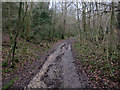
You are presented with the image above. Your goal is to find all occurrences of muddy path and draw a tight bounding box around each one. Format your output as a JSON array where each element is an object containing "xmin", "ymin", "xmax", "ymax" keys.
[{"xmin": 27, "ymin": 39, "xmax": 92, "ymax": 88}]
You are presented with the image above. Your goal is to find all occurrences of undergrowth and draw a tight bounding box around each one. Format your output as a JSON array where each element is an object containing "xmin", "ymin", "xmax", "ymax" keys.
[{"xmin": 73, "ymin": 40, "xmax": 119, "ymax": 88}]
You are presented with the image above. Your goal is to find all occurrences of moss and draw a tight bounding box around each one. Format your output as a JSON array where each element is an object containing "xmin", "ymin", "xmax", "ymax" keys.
[
  {"xmin": 116, "ymin": 76, "xmax": 120, "ymax": 82},
  {"xmin": 2, "ymin": 77, "xmax": 18, "ymax": 90},
  {"xmin": 2, "ymin": 61, "xmax": 8, "ymax": 67},
  {"xmin": 3, "ymin": 68, "xmax": 11, "ymax": 73}
]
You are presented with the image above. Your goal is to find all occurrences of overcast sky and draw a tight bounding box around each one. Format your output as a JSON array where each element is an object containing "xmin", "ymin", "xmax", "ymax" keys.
[{"xmin": 1, "ymin": 0, "xmax": 118, "ymax": 2}]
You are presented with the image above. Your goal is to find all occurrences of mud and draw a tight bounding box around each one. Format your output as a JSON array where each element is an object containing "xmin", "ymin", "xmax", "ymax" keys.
[{"xmin": 27, "ymin": 39, "xmax": 92, "ymax": 88}]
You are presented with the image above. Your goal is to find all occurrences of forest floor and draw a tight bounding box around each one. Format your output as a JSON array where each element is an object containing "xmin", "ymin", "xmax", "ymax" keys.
[
  {"xmin": 2, "ymin": 33, "xmax": 65, "ymax": 89},
  {"xmin": 72, "ymin": 40, "xmax": 120, "ymax": 88},
  {"xmin": 2, "ymin": 33, "xmax": 119, "ymax": 89},
  {"xmin": 2, "ymin": 34, "xmax": 93, "ymax": 89}
]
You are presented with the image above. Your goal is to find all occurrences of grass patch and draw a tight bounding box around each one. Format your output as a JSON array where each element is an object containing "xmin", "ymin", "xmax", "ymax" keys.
[
  {"xmin": 2, "ymin": 61, "xmax": 8, "ymax": 67},
  {"xmin": 2, "ymin": 77, "xmax": 18, "ymax": 90},
  {"xmin": 3, "ymin": 68, "xmax": 14, "ymax": 73}
]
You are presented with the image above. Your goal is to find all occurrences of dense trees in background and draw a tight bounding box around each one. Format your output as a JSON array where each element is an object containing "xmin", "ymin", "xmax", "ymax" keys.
[
  {"xmin": 74, "ymin": 2, "xmax": 120, "ymax": 80},
  {"xmin": 117, "ymin": 1, "xmax": 120, "ymax": 53},
  {"xmin": 2, "ymin": 1, "xmax": 119, "ymax": 74},
  {"xmin": 2, "ymin": 2, "xmax": 76, "ymax": 67},
  {"xmin": 2, "ymin": 1, "xmax": 120, "ymax": 88}
]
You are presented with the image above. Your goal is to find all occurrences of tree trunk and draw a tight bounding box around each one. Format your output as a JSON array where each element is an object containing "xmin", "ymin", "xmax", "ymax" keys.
[
  {"xmin": 76, "ymin": 2, "xmax": 81, "ymax": 41},
  {"xmin": 117, "ymin": 1, "xmax": 120, "ymax": 55},
  {"xmin": 11, "ymin": 2, "xmax": 22, "ymax": 67},
  {"xmin": 110, "ymin": 1, "xmax": 115, "ymax": 53}
]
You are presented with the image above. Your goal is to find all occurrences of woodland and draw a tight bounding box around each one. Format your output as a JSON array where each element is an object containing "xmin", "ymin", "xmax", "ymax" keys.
[{"xmin": 1, "ymin": 1, "xmax": 120, "ymax": 89}]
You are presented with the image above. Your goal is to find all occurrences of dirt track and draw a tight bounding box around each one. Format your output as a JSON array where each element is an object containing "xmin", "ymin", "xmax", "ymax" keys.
[{"xmin": 27, "ymin": 39, "xmax": 92, "ymax": 88}]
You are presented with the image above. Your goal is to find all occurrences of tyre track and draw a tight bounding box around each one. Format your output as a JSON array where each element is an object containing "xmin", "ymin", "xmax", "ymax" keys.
[{"xmin": 27, "ymin": 39, "xmax": 91, "ymax": 88}]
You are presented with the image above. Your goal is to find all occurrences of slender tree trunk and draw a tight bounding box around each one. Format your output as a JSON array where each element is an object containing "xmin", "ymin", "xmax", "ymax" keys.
[
  {"xmin": 95, "ymin": 2, "xmax": 99, "ymax": 43},
  {"xmin": 92, "ymin": 2, "xmax": 95, "ymax": 42},
  {"xmin": 117, "ymin": 1, "xmax": 120, "ymax": 56},
  {"xmin": 82, "ymin": 2, "xmax": 86, "ymax": 42},
  {"xmin": 82, "ymin": 2, "xmax": 86, "ymax": 33},
  {"xmin": 52, "ymin": 1, "xmax": 56, "ymax": 39},
  {"xmin": 22, "ymin": 2, "xmax": 28, "ymax": 34},
  {"xmin": 110, "ymin": 1, "xmax": 115, "ymax": 53},
  {"xmin": 61, "ymin": 0, "xmax": 65, "ymax": 39},
  {"xmin": 11, "ymin": 2, "xmax": 22, "ymax": 67},
  {"xmin": 76, "ymin": 2, "xmax": 81, "ymax": 41}
]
